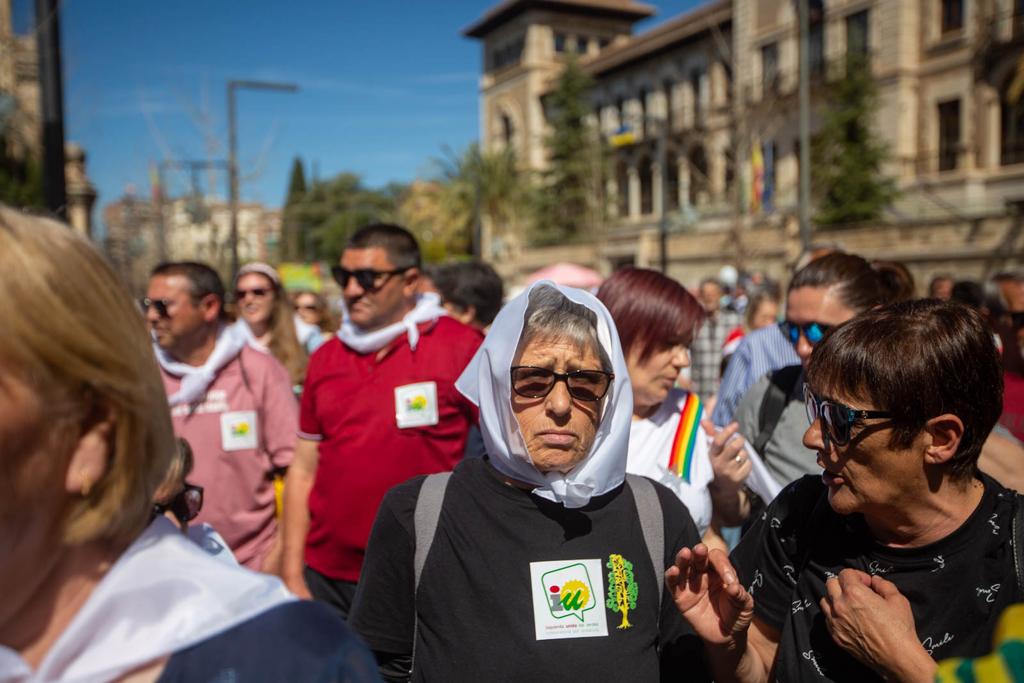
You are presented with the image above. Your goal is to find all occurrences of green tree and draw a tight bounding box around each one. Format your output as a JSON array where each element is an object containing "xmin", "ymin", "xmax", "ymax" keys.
[
  {"xmin": 811, "ymin": 54, "xmax": 898, "ymax": 225},
  {"xmin": 427, "ymin": 143, "xmax": 525, "ymax": 259},
  {"xmin": 532, "ymin": 54, "xmax": 606, "ymax": 245},
  {"xmin": 0, "ymin": 135, "xmax": 43, "ymax": 209},
  {"xmin": 290, "ymin": 172, "xmax": 399, "ymax": 262},
  {"xmin": 280, "ymin": 156, "xmax": 307, "ymax": 261}
]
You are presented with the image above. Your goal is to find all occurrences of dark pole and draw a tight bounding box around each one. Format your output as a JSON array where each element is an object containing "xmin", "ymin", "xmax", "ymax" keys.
[
  {"xmin": 658, "ymin": 117, "xmax": 669, "ymax": 274},
  {"xmin": 35, "ymin": 0, "xmax": 66, "ymax": 217},
  {"xmin": 798, "ymin": 0, "xmax": 812, "ymax": 252},
  {"xmin": 226, "ymin": 80, "xmax": 298, "ymax": 282}
]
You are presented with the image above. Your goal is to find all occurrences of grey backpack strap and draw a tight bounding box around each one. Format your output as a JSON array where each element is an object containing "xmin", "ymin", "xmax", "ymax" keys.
[
  {"xmin": 754, "ymin": 365, "xmax": 803, "ymax": 457},
  {"xmin": 411, "ymin": 471, "xmax": 451, "ymax": 678},
  {"xmin": 626, "ymin": 474, "xmax": 665, "ymax": 608},
  {"xmin": 414, "ymin": 472, "xmax": 451, "ymax": 591}
]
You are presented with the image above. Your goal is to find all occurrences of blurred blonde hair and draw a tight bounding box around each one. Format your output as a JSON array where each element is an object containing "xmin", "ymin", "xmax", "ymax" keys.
[{"xmin": 0, "ymin": 206, "xmax": 175, "ymax": 546}]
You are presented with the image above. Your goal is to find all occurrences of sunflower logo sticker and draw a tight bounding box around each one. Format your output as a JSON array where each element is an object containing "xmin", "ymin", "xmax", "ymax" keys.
[
  {"xmin": 530, "ymin": 559, "xmax": 609, "ymax": 640},
  {"xmin": 231, "ymin": 421, "xmax": 250, "ymax": 437},
  {"xmin": 406, "ymin": 395, "xmax": 428, "ymax": 411}
]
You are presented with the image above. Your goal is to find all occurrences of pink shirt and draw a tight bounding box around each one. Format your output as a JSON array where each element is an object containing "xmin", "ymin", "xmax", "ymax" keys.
[{"xmin": 161, "ymin": 346, "xmax": 297, "ymax": 569}]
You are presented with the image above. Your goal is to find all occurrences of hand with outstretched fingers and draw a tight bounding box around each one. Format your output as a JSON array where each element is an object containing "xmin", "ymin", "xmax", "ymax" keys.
[
  {"xmin": 666, "ymin": 543, "xmax": 755, "ymax": 647},
  {"xmin": 820, "ymin": 569, "xmax": 936, "ymax": 683}
]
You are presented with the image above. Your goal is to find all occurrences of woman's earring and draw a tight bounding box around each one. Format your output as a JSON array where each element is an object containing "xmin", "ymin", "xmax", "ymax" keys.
[{"xmin": 81, "ymin": 472, "xmax": 93, "ymax": 497}]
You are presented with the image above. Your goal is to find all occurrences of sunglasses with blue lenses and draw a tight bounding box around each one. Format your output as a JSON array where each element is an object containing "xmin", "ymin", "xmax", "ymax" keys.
[
  {"xmin": 779, "ymin": 320, "xmax": 831, "ymax": 346},
  {"xmin": 802, "ymin": 384, "xmax": 893, "ymax": 447}
]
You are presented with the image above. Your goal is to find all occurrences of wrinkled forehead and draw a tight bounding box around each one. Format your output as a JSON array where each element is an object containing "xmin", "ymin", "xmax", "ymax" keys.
[{"xmin": 514, "ymin": 329, "xmax": 602, "ymax": 366}]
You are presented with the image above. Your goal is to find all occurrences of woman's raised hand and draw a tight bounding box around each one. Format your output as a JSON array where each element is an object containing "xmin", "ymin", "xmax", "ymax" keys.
[{"xmin": 666, "ymin": 544, "xmax": 754, "ymax": 646}]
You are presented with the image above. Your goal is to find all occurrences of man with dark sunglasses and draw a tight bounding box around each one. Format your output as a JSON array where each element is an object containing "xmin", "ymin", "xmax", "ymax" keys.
[
  {"xmin": 147, "ymin": 261, "xmax": 298, "ymax": 574},
  {"xmin": 282, "ymin": 224, "xmax": 483, "ymax": 618}
]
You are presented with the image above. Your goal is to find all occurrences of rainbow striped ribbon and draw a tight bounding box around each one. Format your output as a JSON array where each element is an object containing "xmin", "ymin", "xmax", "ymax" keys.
[{"xmin": 667, "ymin": 393, "xmax": 703, "ymax": 483}]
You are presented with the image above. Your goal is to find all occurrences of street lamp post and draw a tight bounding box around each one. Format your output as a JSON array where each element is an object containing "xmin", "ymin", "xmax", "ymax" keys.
[{"xmin": 227, "ymin": 80, "xmax": 298, "ymax": 281}]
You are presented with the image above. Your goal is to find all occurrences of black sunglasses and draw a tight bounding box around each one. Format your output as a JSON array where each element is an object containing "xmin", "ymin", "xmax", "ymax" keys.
[
  {"xmin": 779, "ymin": 320, "xmax": 830, "ymax": 346},
  {"xmin": 510, "ymin": 365, "xmax": 614, "ymax": 402},
  {"xmin": 140, "ymin": 297, "xmax": 172, "ymax": 318},
  {"xmin": 234, "ymin": 287, "xmax": 271, "ymax": 301},
  {"xmin": 803, "ymin": 384, "xmax": 893, "ymax": 447},
  {"xmin": 331, "ymin": 266, "xmax": 410, "ymax": 293},
  {"xmin": 154, "ymin": 483, "xmax": 204, "ymax": 525}
]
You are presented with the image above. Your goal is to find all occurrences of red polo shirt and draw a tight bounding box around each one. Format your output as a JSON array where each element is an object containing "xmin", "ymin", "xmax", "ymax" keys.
[{"xmin": 299, "ymin": 316, "xmax": 482, "ymax": 581}]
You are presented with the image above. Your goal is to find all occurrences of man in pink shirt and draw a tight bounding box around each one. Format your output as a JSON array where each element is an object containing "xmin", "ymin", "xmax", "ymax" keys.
[{"xmin": 146, "ymin": 261, "xmax": 297, "ymax": 571}]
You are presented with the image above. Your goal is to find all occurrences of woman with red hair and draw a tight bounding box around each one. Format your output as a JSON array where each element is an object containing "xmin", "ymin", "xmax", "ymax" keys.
[{"xmin": 598, "ymin": 268, "xmax": 776, "ymax": 542}]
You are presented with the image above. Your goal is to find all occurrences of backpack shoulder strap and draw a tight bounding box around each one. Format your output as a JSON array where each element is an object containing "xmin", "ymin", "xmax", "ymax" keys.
[
  {"xmin": 411, "ymin": 471, "xmax": 452, "ymax": 678},
  {"xmin": 413, "ymin": 472, "xmax": 452, "ymax": 591},
  {"xmin": 754, "ymin": 365, "xmax": 803, "ymax": 457},
  {"xmin": 625, "ymin": 474, "xmax": 665, "ymax": 609}
]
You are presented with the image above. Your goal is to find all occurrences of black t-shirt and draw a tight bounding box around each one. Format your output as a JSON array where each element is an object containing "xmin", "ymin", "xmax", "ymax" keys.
[
  {"xmin": 158, "ymin": 601, "xmax": 379, "ymax": 682},
  {"xmin": 349, "ymin": 457, "xmax": 707, "ymax": 682},
  {"xmin": 730, "ymin": 474, "xmax": 1020, "ymax": 682}
]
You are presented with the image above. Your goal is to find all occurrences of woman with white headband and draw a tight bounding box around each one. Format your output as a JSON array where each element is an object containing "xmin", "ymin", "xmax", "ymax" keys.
[{"xmin": 349, "ymin": 282, "xmax": 708, "ymax": 681}]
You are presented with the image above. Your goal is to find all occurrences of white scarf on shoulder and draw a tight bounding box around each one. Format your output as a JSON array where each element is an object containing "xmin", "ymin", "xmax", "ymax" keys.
[
  {"xmin": 0, "ymin": 517, "xmax": 293, "ymax": 683},
  {"xmin": 153, "ymin": 324, "xmax": 249, "ymax": 406},
  {"xmin": 336, "ymin": 292, "xmax": 447, "ymax": 354}
]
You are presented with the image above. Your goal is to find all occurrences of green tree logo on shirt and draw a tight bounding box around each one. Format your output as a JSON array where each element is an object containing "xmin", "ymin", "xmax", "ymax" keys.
[{"xmin": 606, "ymin": 554, "xmax": 637, "ymax": 629}]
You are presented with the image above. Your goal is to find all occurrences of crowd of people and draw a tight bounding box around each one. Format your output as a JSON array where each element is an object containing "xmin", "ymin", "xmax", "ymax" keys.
[{"xmin": 2, "ymin": 201, "xmax": 1024, "ymax": 682}]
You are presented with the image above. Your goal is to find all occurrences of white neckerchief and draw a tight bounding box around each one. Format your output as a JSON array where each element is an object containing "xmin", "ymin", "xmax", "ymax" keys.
[
  {"xmin": 0, "ymin": 517, "xmax": 292, "ymax": 683},
  {"xmin": 456, "ymin": 281, "xmax": 634, "ymax": 508},
  {"xmin": 153, "ymin": 324, "xmax": 249, "ymax": 406},
  {"xmin": 336, "ymin": 292, "xmax": 447, "ymax": 354}
]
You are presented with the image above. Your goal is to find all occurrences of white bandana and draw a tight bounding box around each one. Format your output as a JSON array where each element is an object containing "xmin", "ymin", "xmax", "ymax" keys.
[
  {"xmin": 456, "ymin": 281, "xmax": 634, "ymax": 508},
  {"xmin": 0, "ymin": 517, "xmax": 292, "ymax": 683},
  {"xmin": 336, "ymin": 292, "xmax": 447, "ymax": 354},
  {"xmin": 153, "ymin": 324, "xmax": 249, "ymax": 406}
]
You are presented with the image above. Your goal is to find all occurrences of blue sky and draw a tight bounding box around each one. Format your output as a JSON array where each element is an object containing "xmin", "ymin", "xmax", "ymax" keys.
[{"xmin": 14, "ymin": 0, "xmax": 702, "ymax": 232}]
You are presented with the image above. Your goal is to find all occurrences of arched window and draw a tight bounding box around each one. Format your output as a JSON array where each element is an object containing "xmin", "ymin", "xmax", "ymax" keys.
[
  {"xmin": 688, "ymin": 146, "xmax": 708, "ymax": 206},
  {"xmin": 639, "ymin": 156, "xmax": 654, "ymax": 215},
  {"xmin": 1002, "ymin": 81, "xmax": 1024, "ymax": 166},
  {"xmin": 665, "ymin": 151, "xmax": 679, "ymax": 211},
  {"xmin": 501, "ymin": 114, "xmax": 515, "ymax": 148},
  {"xmin": 616, "ymin": 160, "xmax": 629, "ymax": 217}
]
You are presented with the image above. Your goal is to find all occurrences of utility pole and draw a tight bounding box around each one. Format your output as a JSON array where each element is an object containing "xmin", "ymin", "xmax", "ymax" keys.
[
  {"xmin": 657, "ymin": 117, "xmax": 669, "ymax": 274},
  {"xmin": 227, "ymin": 80, "xmax": 298, "ymax": 281},
  {"xmin": 797, "ymin": 0, "xmax": 812, "ymax": 251},
  {"xmin": 35, "ymin": 0, "xmax": 66, "ymax": 217}
]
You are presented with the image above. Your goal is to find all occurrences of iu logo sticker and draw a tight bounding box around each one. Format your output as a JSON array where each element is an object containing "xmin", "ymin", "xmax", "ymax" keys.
[{"xmin": 529, "ymin": 560, "xmax": 608, "ymax": 640}]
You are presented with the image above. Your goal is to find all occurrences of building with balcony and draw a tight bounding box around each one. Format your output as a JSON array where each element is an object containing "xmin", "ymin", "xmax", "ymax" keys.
[{"xmin": 465, "ymin": 0, "xmax": 1024, "ymax": 287}]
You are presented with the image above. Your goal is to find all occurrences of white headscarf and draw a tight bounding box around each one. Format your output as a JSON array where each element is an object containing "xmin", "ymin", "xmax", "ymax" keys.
[
  {"xmin": 0, "ymin": 517, "xmax": 292, "ymax": 683},
  {"xmin": 336, "ymin": 292, "xmax": 447, "ymax": 354},
  {"xmin": 153, "ymin": 324, "xmax": 250, "ymax": 406},
  {"xmin": 456, "ymin": 281, "xmax": 633, "ymax": 508}
]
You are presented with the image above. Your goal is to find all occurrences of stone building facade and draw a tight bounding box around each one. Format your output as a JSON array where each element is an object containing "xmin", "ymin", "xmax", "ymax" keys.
[
  {"xmin": 1, "ymin": 0, "xmax": 96, "ymax": 235},
  {"xmin": 104, "ymin": 193, "xmax": 281, "ymax": 295},
  {"xmin": 465, "ymin": 0, "xmax": 1024, "ymax": 289}
]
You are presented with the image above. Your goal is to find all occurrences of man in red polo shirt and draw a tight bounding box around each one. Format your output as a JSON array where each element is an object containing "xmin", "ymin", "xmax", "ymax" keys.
[{"xmin": 281, "ymin": 224, "xmax": 482, "ymax": 616}]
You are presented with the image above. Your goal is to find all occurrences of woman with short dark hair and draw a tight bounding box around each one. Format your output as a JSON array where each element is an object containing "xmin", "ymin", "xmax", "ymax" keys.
[{"xmin": 668, "ymin": 299, "xmax": 1018, "ymax": 683}]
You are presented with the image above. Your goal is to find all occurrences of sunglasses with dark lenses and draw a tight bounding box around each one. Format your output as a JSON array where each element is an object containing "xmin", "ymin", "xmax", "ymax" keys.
[
  {"xmin": 779, "ymin": 320, "xmax": 831, "ymax": 346},
  {"xmin": 510, "ymin": 366, "xmax": 614, "ymax": 402},
  {"xmin": 234, "ymin": 287, "xmax": 271, "ymax": 301},
  {"xmin": 803, "ymin": 384, "xmax": 893, "ymax": 447},
  {"xmin": 140, "ymin": 297, "xmax": 172, "ymax": 318},
  {"xmin": 330, "ymin": 266, "xmax": 410, "ymax": 292},
  {"xmin": 154, "ymin": 483, "xmax": 204, "ymax": 525}
]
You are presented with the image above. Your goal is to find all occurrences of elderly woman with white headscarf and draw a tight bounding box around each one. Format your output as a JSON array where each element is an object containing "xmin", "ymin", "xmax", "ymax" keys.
[{"xmin": 349, "ymin": 283, "xmax": 708, "ymax": 682}]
